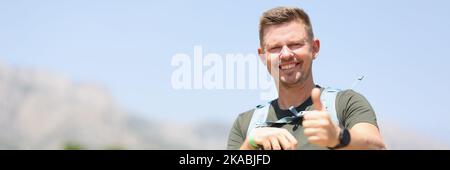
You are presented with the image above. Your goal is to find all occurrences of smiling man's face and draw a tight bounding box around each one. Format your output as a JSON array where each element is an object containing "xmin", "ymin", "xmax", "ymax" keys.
[{"xmin": 261, "ymin": 20, "xmax": 320, "ymax": 87}]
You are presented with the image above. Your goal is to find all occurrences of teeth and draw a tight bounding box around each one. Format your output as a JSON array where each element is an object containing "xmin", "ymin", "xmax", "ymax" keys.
[{"xmin": 281, "ymin": 63, "xmax": 296, "ymax": 70}]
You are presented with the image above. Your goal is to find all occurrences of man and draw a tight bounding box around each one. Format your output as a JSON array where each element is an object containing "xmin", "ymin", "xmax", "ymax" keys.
[{"xmin": 227, "ymin": 6, "xmax": 386, "ymax": 150}]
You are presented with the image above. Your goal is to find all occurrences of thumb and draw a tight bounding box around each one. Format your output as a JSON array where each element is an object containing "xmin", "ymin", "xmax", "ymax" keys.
[{"xmin": 311, "ymin": 88, "xmax": 324, "ymax": 111}]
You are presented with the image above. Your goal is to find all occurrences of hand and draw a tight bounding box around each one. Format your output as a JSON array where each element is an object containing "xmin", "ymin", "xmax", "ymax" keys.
[
  {"xmin": 246, "ymin": 127, "xmax": 298, "ymax": 150},
  {"xmin": 302, "ymin": 88, "xmax": 340, "ymax": 148}
]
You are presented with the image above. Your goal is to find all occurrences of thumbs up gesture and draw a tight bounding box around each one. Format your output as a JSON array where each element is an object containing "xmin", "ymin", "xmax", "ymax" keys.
[{"xmin": 302, "ymin": 88, "xmax": 341, "ymax": 148}]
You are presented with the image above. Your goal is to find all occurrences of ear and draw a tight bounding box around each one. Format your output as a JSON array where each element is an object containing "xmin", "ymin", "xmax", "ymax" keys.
[
  {"xmin": 258, "ymin": 47, "xmax": 272, "ymax": 73},
  {"xmin": 258, "ymin": 47, "xmax": 266, "ymax": 64},
  {"xmin": 312, "ymin": 38, "xmax": 320, "ymax": 60}
]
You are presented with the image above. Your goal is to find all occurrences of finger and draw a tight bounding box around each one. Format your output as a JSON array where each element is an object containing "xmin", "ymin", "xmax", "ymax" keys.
[
  {"xmin": 303, "ymin": 119, "xmax": 320, "ymax": 128},
  {"xmin": 311, "ymin": 88, "xmax": 324, "ymax": 111},
  {"xmin": 280, "ymin": 129, "xmax": 298, "ymax": 148},
  {"xmin": 307, "ymin": 135, "xmax": 321, "ymax": 144},
  {"xmin": 262, "ymin": 139, "xmax": 272, "ymax": 150},
  {"xmin": 303, "ymin": 110, "xmax": 330, "ymax": 121},
  {"xmin": 269, "ymin": 136, "xmax": 281, "ymax": 150},
  {"xmin": 303, "ymin": 127, "xmax": 321, "ymax": 136},
  {"xmin": 302, "ymin": 111, "xmax": 326, "ymax": 120},
  {"xmin": 303, "ymin": 119, "xmax": 329, "ymax": 128},
  {"xmin": 277, "ymin": 134, "xmax": 294, "ymax": 150}
]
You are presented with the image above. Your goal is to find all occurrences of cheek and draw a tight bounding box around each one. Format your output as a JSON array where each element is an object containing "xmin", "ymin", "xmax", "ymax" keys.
[
  {"xmin": 264, "ymin": 53, "xmax": 280, "ymax": 73},
  {"xmin": 295, "ymin": 50, "xmax": 314, "ymax": 62},
  {"xmin": 295, "ymin": 48, "xmax": 311, "ymax": 57},
  {"xmin": 267, "ymin": 53, "xmax": 280, "ymax": 65},
  {"xmin": 295, "ymin": 53, "xmax": 313, "ymax": 71}
]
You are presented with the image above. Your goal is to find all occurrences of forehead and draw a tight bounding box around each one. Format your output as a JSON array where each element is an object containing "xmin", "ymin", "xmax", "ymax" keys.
[{"xmin": 263, "ymin": 21, "xmax": 308, "ymax": 47}]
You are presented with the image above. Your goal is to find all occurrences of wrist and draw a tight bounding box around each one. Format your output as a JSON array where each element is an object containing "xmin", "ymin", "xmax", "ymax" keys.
[
  {"xmin": 328, "ymin": 128, "xmax": 351, "ymax": 150},
  {"xmin": 330, "ymin": 126, "xmax": 341, "ymax": 147},
  {"xmin": 248, "ymin": 134, "xmax": 260, "ymax": 150}
]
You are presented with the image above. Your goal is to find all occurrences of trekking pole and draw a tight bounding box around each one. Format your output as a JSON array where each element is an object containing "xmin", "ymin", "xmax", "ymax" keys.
[{"xmin": 350, "ymin": 75, "xmax": 364, "ymax": 90}]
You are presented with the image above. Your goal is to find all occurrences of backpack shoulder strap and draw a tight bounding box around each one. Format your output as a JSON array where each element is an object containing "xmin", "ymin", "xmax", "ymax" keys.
[
  {"xmin": 246, "ymin": 103, "xmax": 270, "ymax": 137},
  {"xmin": 320, "ymin": 87, "xmax": 342, "ymax": 127},
  {"xmin": 246, "ymin": 87, "xmax": 344, "ymax": 138}
]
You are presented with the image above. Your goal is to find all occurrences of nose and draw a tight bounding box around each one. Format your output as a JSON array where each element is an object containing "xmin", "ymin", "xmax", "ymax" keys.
[{"xmin": 279, "ymin": 45, "xmax": 294, "ymax": 60}]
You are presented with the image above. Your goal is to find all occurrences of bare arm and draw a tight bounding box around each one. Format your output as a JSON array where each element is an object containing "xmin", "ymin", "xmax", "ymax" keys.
[
  {"xmin": 338, "ymin": 122, "xmax": 386, "ymax": 150},
  {"xmin": 240, "ymin": 127, "xmax": 298, "ymax": 150},
  {"xmin": 303, "ymin": 88, "xmax": 386, "ymax": 150}
]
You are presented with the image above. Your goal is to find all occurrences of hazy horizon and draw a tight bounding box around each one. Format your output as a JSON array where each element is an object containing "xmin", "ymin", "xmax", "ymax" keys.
[{"xmin": 1, "ymin": 0, "xmax": 450, "ymax": 149}]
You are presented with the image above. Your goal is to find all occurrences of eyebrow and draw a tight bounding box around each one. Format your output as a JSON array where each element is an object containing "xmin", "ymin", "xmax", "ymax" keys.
[{"xmin": 266, "ymin": 38, "xmax": 306, "ymax": 48}]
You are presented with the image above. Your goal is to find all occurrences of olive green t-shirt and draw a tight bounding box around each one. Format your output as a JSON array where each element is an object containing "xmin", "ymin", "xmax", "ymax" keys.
[{"xmin": 226, "ymin": 88, "xmax": 378, "ymax": 150}]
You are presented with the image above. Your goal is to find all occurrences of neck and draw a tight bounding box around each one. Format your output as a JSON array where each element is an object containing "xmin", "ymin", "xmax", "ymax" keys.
[{"xmin": 277, "ymin": 75, "xmax": 315, "ymax": 110}]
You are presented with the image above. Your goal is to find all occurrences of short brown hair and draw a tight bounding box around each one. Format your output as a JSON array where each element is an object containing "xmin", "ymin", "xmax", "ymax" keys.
[{"xmin": 259, "ymin": 7, "xmax": 314, "ymax": 48}]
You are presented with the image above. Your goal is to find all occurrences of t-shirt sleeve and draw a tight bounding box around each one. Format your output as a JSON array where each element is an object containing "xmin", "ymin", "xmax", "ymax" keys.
[
  {"xmin": 338, "ymin": 90, "xmax": 378, "ymax": 129},
  {"xmin": 226, "ymin": 110, "xmax": 253, "ymax": 150}
]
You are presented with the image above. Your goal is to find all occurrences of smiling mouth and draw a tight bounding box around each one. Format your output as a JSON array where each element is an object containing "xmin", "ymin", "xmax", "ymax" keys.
[{"xmin": 279, "ymin": 62, "xmax": 301, "ymax": 71}]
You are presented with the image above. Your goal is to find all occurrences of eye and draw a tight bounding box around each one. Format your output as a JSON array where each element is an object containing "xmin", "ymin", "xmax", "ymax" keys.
[
  {"xmin": 268, "ymin": 46, "xmax": 282, "ymax": 53},
  {"xmin": 289, "ymin": 43, "xmax": 304, "ymax": 50}
]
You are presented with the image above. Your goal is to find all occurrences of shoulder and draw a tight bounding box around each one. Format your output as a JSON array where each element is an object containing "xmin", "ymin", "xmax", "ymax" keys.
[
  {"xmin": 337, "ymin": 89, "xmax": 372, "ymax": 106},
  {"xmin": 227, "ymin": 108, "xmax": 256, "ymax": 149},
  {"xmin": 338, "ymin": 89, "xmax": 363, "ymax": 97},
  {"xmin": 230, "ymin": 108, "xmax": 254, "ymax": 134},
  {"xmin": 231, "ymin": 102, "xmax": 272, "ymax": 136},
  {"xmin": 235, "ymin": 108, "xmax": 255, "ymax": 125},
  {"xmin": 235, "ymin": 102, "xmax": 272, "ymax": 123},
  {"xmin": 336, "ymin": 89, "xmax": 378, "ymax": 128}
]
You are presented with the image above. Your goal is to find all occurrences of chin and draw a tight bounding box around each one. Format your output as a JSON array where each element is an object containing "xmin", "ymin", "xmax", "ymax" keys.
[
  {"xmin": 280, "ymin": 77, "xmax": 301, "ymax": 85},
  {"xmin": 280, "ymin": 73, "xmax": 304, "ymax": 86}
]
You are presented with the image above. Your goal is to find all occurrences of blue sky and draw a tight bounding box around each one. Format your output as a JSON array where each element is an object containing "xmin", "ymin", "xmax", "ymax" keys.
[{"xmin": 1, "ymin": 0, "xmax": 450, "ymax": 145}]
